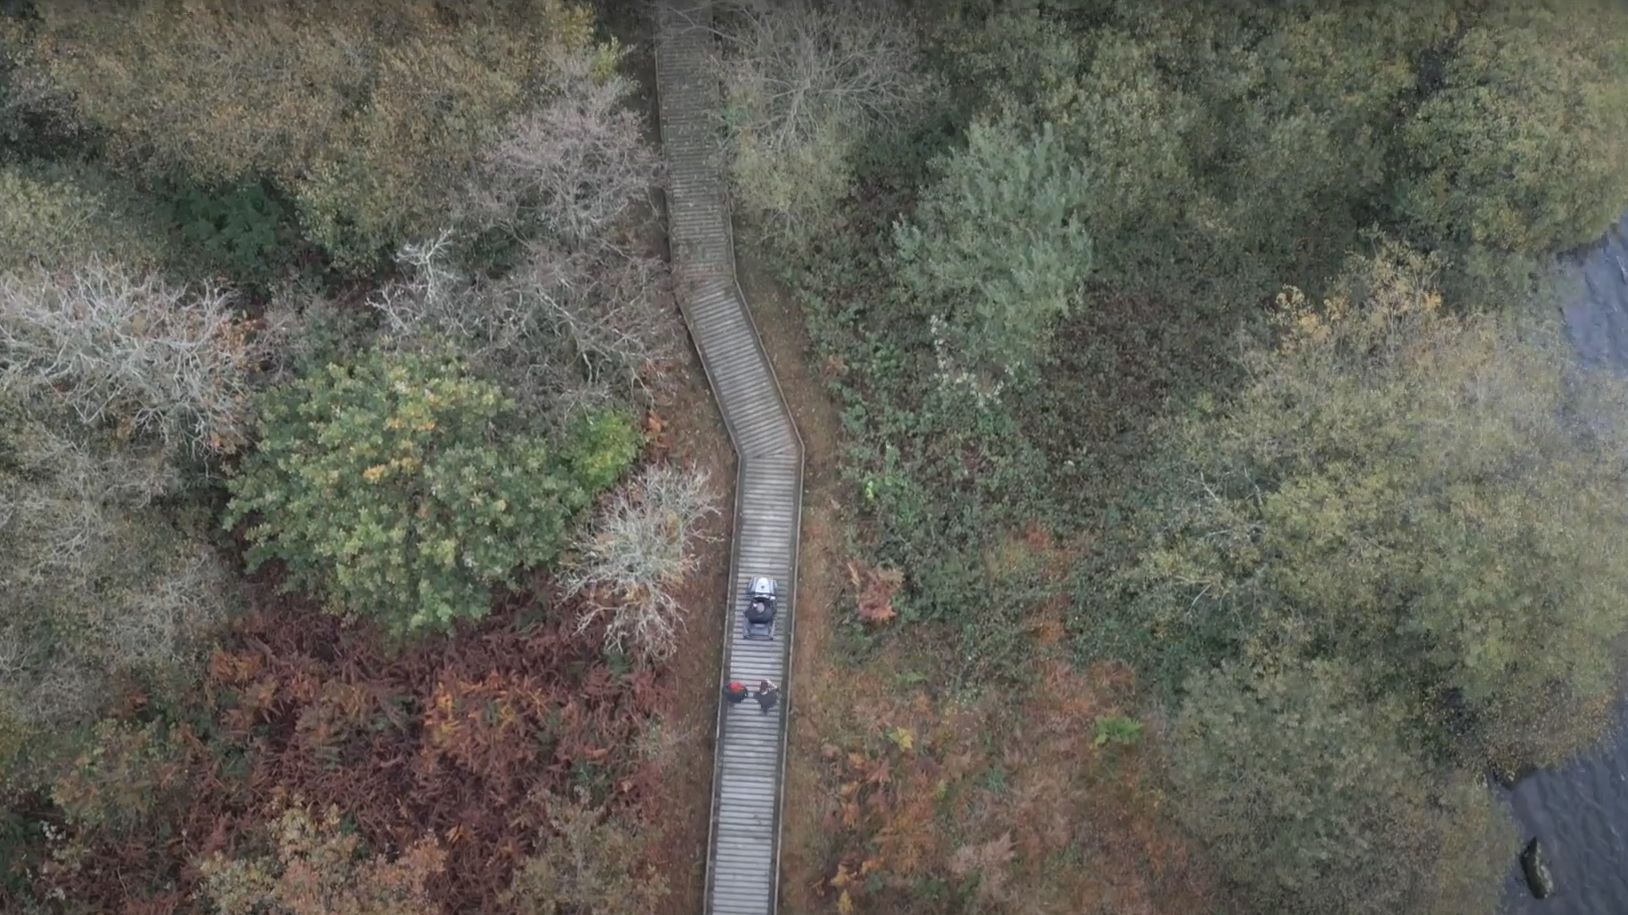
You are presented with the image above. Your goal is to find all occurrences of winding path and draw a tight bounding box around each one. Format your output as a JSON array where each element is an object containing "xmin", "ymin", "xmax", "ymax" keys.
[{"xmin": 654, "ymin": 4, "xmax": 804, "ymax": 914}]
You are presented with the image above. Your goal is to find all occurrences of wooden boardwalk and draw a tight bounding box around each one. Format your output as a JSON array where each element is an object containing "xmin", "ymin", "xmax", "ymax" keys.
[{"xmin": 654, "ymin": 4, "xmax": 804, "ymax": 914}]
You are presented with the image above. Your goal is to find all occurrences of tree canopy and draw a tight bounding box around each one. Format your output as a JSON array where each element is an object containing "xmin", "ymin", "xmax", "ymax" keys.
[
  {"xmin": 1397, "ymin": 5, "xmax": 1628, "ymax": 256},
  {"xmin": 1111, "ymin": 246, "xmax": 1628, "ymax": 770},
  {"xmin": 0, "ymin": 397, "xmax": 230, "ymax": 782},
  {"xmin": 935, "ymin": 0, "xmax": 1628, "ymax": 314},
  {"xmin": 1170, "ymin": 661, "xmax": 1512, "ymax": 915},
  {"xmin": 0, "ymin": 164, "xmax": 168, "ymax": 273},
  {"xmin": 7, "ymin": 0, "xmax": 608, "ymax": 270}
]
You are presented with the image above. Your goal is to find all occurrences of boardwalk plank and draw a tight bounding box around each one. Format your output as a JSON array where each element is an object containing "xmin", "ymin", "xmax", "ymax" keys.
[{"xmin": 658, "ymin": 4, "xmax": 805, "ymax": 914}]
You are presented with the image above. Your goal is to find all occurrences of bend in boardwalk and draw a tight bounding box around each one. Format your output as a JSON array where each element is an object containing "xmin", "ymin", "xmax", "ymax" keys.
[{"xmin": 654, "ymin": 3, "xmax": 805, "ymax": 914}]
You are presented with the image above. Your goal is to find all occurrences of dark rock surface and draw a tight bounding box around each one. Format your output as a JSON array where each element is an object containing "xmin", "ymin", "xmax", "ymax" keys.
[{"xmin": 1521, "ymin": 837, "xmax": 1554, "ymax": 900}]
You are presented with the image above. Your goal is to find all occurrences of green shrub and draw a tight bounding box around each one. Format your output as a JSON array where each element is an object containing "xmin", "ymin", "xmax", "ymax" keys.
[
  {"xmin": 50, "ymin": 719, "xmax": 185, "ymax": 834},
  {"xmin": 1091, "ymin": 715, "xmax": 1141, "ymax": 748},
  {"xmin": 504, "ymin": 791, "xmax": 667, "ymax": 915},
  {"xmin": 198, "ymin": 804, "xmax": 444, "ymax": 915},
  {"xmin": 558, "ymin": 410, "xmax": 642, "ymax": 493},
  {"xmin": 894, "ymin": 118, "xmax": 1091, "ymax": 373},
  {"xmin": 0, "ymin": 164, "xmax": 168, "ymax": 272},
  {"xmin": 167, "ymin": 180, "xmax": 295, "ymax": 285},
  {"xmin": 1171, "ymin": 662, "xmax": 1512, "ymax": 915},
  {"xmin": 226, "ymin": 350, "xmax": 637, "ymax": 634}
]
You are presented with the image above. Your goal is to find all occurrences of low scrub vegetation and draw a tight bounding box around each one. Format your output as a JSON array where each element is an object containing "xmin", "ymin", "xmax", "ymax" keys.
[
  {"xmin": 22, "ymin": 602, "xmax": 674, "ymax": 912},
  {"xmin": 724, "ymin": 0, "xmax": 1628, "ymax": 912},
  {"xmin": 797, "ymin": 660, "xmax": 1217, "ymax": 914}
]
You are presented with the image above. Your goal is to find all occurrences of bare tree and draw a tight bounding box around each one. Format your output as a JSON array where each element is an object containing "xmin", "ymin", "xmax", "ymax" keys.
[
  {"xmin": 503, "ymin": 240, "xmax": 678, "ymax": 400},
  {"xmin": 375, "ymin": 43, "xmax": 676, "ymax": 420},
  {"xmin": 466, "ymin": 58, "xmax": 663, "ymax": 248},
  {"xmin": 565, "ymin": 463, "xmax": 720, "ymax": 661},
  {"xmin": 370, "ymin": 232, "xmax": 503, "ymax": 344},
  {"xmin": 370, "ymin": 233, "xmax": 678, "ymax": 421},
  {"xmin": 710, "ymin": 0, "xmax": 930, "ymax": 248},
  {"xmin": 0, "ymin": 262, "xmax": 266, "ymax": 454},
  {"xmin": 0, "ymin": 414, "xmax": 230, "ymax": 760}
]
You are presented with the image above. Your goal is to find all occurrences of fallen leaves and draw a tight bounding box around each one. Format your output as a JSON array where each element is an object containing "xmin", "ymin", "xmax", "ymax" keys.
[{"xmin": 948, "ymin": 831, "xmax": 1016, "ymax": 906}]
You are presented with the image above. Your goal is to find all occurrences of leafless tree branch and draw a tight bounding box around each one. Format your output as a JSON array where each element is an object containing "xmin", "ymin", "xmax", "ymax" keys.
[
  {"xmin": 0, "ymin": 262, "xmax": 265, "ymax": 454},
  {"xmin": 564, "ymin": 463, "xmax": 721, "ymax": 661}
]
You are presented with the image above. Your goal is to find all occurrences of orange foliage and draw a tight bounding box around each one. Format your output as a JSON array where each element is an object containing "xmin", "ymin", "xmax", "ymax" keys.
[
  {"xmin": 846, "ymin": 559, "xmax": 903, "ymax": 625},
  {"xmin": 25, "ymin": 584, "xmax": 669, "ymax": 914},
  {"xmin": 809, "ymin": 661, "xmax": 1218, "ymax": 915},
  {"xmin": 644, "ymin": 408, "xmax": 672, "ymax": 457}
]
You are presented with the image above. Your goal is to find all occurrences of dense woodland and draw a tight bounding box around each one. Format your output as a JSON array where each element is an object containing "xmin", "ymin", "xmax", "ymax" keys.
[
  {"xmin": 1, "ymin": 2, "xmax": 700, "ymax": 912},
  {"xmin": 2, "ymin": 0, "xmax": 1628, "ymax": 913},
  {"xmin": 715, "ymin": 1, "xmax": 1628, "ymax": 914}
]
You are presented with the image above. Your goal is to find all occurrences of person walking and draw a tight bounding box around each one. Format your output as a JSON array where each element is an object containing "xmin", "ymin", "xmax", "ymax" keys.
[
  {"xmin": 756, "ymin": 679, "xmax": 779, "ymax": 715},
  {"xmin": 723, "ymin": 680, "xmax": 749, "ymax": 705}
]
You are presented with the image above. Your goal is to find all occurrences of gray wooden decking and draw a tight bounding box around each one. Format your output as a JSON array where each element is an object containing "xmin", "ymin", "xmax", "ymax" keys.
[{"xmin": 654, "ymin": 4, "xmax": 804, "ymax": 914}]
